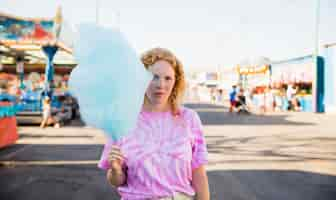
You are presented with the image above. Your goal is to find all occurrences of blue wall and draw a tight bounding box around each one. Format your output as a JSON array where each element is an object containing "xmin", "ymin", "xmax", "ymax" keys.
[
  {"xmin": 324, "ymin": 46, "xmax": 336, "ymax": 112},
  {"xmin": 316, "ymin": 56, "xmax": 325, "ymax": 112}
]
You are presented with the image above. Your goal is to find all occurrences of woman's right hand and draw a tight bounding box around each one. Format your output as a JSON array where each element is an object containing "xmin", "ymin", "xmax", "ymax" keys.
[
  {"xmin": 108, "ymin": 145, "xmax": 125, "ymax": 172},
  {"xmin": 107, "ymin": 145, "xmax": 127, "ymax": 186}
]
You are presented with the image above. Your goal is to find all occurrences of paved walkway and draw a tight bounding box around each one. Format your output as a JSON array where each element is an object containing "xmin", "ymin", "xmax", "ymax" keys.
[{"xmin": 0, "ymin": 103, "xmax": 335, "ymax": 200}]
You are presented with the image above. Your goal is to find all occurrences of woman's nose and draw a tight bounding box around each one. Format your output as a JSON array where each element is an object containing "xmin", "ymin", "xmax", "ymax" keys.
[{"xmin": 155, "ymin": 78, "xmax": 164, "ymax": 88}]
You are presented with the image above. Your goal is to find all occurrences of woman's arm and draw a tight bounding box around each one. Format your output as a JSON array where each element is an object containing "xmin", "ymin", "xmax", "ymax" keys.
[{"xmin": 192, "ymin": 165, "xmax": 210, "ymax": 200}]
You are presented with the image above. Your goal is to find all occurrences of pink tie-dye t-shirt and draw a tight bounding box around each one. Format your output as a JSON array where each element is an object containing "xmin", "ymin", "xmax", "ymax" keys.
[{"xmin": 98, "ymin": 107, "xmax": 208, "ymax": 200}]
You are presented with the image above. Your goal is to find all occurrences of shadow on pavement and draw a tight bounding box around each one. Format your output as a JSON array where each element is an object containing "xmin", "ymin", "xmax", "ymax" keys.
[
  {"xmin": 1, "ymin": 164, "xmax": 335, "ymax": 200},
  {"xmin": 1, "ymin": 103, "xmax": 332, "ymax": 199},
  {"xmin": 0, "ymin": 144, "xmax": 103, "ymax": 161},
  {"xmin": 184, "ymin": 103, "xmax": 316, "ymax": 126},
  {"xmin": 68, "ymin": 118, "xmax": 86, "ymax": 127},
  {"xmin": 19, "ymin": 134, "xmax": 94, "ymax": 139},
  {"xmin": 0, "ymin": 164, "xmax": 120, "ymax": 200},
  {"xmin": 1, "ymin": 143, "xmax": 335, "ymax": 200},
  {"xmin": 18, "ymin": 118, "xmax": 86, "ymax": 127},
  {"xmin": 0, "ymin": 143, "xmax": 120, "ymax": 200},
  {"xmin": 208, "ymin": 170, "xmax": 336, "ymax": 200}
]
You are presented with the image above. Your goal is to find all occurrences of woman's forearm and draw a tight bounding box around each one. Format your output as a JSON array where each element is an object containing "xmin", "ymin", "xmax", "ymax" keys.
[
  {"xmin": 107, "ymin": 168, "xmax": 126, "ymax": 187},
  {"xmin": 192, "ymin": 166, "xmax": 210, "ymax": 200}
]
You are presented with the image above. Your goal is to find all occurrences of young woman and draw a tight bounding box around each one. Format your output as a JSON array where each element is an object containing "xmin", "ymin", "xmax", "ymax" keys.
[{"xmin": 98, "ymin": 48, "xmax": 210, "ymax": 200}]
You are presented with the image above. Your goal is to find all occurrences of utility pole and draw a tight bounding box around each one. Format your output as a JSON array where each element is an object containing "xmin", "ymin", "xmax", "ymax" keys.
[
  {"xmin": 313, "ymin": 0, "xmax": 321, "ymax": 112},
  {"xmin": 96, "ymin": 0, "xmax": 100, "ymax": 25},
  {"xmin": 314, "ymin": 0, "xmax": 320, "ymax": 57}
]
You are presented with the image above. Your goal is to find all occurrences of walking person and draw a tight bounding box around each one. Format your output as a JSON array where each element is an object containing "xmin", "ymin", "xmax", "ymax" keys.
[
  {"xmin": 229, "ymin": 85, "xmax": 237, "ymax": 112},
  {"xmin": 40, "ymin": 96, "xmax": 52, "ymax": 128}
]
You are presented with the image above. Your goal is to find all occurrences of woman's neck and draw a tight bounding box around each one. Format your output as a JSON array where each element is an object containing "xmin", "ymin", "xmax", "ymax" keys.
[{"xmin": 143, "ymin": 102, "xmax": 171, "ymax": 112}]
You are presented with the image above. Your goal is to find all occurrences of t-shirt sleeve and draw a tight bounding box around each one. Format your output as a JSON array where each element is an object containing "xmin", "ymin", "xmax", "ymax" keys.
[{"xmin": 189, "ymin": 110, "xmax": 208, "ymax": 170}]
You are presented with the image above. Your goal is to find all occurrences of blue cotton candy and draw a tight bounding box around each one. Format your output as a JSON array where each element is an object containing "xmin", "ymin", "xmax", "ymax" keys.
[{"xmin": 69, "ymin": 24, "xmax": 151, "ymax": 141}]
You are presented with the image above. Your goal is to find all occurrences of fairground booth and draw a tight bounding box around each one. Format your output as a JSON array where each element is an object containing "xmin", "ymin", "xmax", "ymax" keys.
[
  {"xmin": 270, "ymin": 55, "xmax": 324, "ymax": 113},
  {"xmin": 0, "ymin": 8, "xmax": 76, "ymax": 148},
  {"xmin": 236, "ymin": 55, "xmax": 325, "ymax": 113},
  {"xmin": 237, "ymin": 64, "xmax": 270, "ymax": 90},
  {"xmin": 236, "ymin": 64, "xmax": 271, "ymax": 111}
]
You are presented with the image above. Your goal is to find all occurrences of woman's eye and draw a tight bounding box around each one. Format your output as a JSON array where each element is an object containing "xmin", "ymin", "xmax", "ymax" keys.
[
  {"xmin": 153, "ymin": 75, "xmax": 160, "ymax": 80},
  {"xmin": 165, "ymin": 76, "xmax": 172, "ymax": 81}
]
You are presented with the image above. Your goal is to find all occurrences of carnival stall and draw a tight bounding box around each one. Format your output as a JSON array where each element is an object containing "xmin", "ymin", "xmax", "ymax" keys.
[
  {"xmin": 270, "ymin": 55, "xmax": 324, "ymax": 112},
  {"xmin": 0, "ymin": 8, "xmax": 76, "ymax": 125},
  {"xmin": 236, "ymin": 64, "xmax": 271, "ymax": 111}
]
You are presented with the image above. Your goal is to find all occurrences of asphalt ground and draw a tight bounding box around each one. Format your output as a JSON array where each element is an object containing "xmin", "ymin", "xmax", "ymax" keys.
[{"xmin": 1, "ymin": 103, "xmax": 335, "ymax": 200}]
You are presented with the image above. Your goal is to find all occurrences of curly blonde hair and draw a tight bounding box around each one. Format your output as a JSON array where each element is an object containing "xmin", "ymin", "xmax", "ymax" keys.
[{"xmin": 141, "ymin": 47, "xmax": 186, "ymax": 115}]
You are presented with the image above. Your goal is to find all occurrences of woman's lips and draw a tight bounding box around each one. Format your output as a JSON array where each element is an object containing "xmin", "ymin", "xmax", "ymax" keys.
[{"xmin": 154, "ymin": 92, "xmax": 164, "ymax": 97}]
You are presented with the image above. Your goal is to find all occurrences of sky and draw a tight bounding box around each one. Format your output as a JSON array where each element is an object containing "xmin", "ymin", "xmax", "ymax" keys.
[{"xmin": 1, "ymin": 0, "xmax": 336, "ymax": 72}]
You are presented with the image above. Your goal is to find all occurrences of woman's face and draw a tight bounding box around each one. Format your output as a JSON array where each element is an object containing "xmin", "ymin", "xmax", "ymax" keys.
[{"xmin": 146, "ymin": 60, "xmax": 176, "ymax": 108}]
